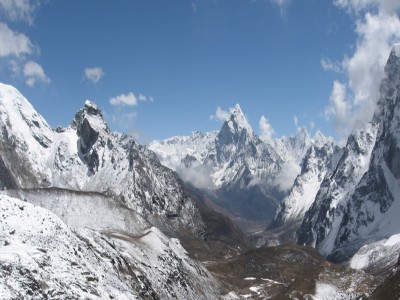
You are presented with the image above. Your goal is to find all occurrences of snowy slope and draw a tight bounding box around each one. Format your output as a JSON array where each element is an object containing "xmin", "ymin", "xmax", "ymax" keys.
[
  {"xmin": 0, "ymin": 84, "xmax": 53, "ymax": 188},
  {"xmin": 0, "ymin": 85, "xmax": 205, "ymax": 238},
  {"xmin": 0, "ymin": 193, "xmax": 220, "ymax": 299},
  {"xmin": 297, "ymin": 44, "xmax": 400, "ymax": 261},
  {"xmin": 272, "ymin": 132, "xmax": 342, "ymax": 227},
  {"xmin": 297, "ymin": 123, "xmax": 378, "ymax": 255},
  {"xmin": 274, "ymin": 127, "xmax": 312, "ymax": 163}
]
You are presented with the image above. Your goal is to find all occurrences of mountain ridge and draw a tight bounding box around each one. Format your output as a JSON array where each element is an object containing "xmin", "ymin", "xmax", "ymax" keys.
[{"xmin": 0, "ymin": 83, "xmax": 205, "ymax": 239}]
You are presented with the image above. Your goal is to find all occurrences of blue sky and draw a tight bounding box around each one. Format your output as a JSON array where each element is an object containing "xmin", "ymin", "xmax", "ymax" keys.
[{"xmin": 1, "ymin": 0, "xmax": 400, "ymax": 143}]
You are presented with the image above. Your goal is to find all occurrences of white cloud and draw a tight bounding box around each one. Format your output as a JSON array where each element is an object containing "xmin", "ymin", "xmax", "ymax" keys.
[
  {"xmin": 191, "ymin": 2, "xmax": 197, "ymax": 12},
  {"xmin": 325, "ymin": 80, "xmax": 350, "ymax": 136},
  {"xmin": 271, "ymin": 0, "xmax": 290, "ymax": 5},
  {"xmin": 109, "ymin": 92, "xmax": 138, "ymax": 106},
  {"xmin": 334, "ymin": 0, "xmax": 400, "ymax": 14},
  {"xmin": 321, "ymin": 58, "xmax": 343, "ymax": 73},
  {"xmin": 84, "ymin": 67, "xmax": 104, "ymax": 84},
  {"xmin": 325, "ymin": 1, "xmax": 400, "ymax": 136},
  {"xmin": 0, "ymin": 0, "xmax": 40, "ymax": 24},
  {"xmin": 270, "ymin": 0, "xmax": 290, "ymax": 15},
  {"xmin": 293, "ymin": 115, "xmax": 298, "ymax": 127},
  {"xmin": 259, "ymin": 115, "xmax": 275, "ymax": 142},
  {"xmin": 176, "ymin": 162, "xmax": 214, "ymax": 190},
  {"xmin": 0, "ymin": 22, "xmax": 33, "ymax": 57},
  {"xmin": 138, "ymin": 93, "xmax": 153, "ymax": 102},
  {"xmin": 23, "ymin": 60, "xmax": 49, "ymax": 87},
  {"xmin": 274, "ymin": 160, "xmax": 301, "ymax": 192},
  {"xmin": 210, "ymin": 106, "xmax": 230, "ymax": 122},
  {"xmin": 111, "ymin": 110, "xmax": 140, "ymax": 138}
]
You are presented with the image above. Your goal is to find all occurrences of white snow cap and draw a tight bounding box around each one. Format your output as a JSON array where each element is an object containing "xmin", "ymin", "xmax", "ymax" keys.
[{"xmin": 84, "ymin": 99, "xmax": 97, "ymax": 108}]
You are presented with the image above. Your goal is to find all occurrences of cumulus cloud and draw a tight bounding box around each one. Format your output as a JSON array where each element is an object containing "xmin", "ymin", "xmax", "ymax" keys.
[
  {"xmin": 259, "ymin": 115, "xmax": 275, "ymax": 142},
  {"xmin": 0, "ymin": 22, "xmax": 33, "ymax": 57},
  {"xmin": 210, "ymin": 106, "xmax": 231, "ymax": 122},
  {"xmin": 109, "ymin": 92, "xmax": 154, "ymax": 107},
  {"xmin": 274, "ymin": 160, "xmax": 301, "ymax": 192},
  {"xmin": 23, "ymin": 60, "xmax": 50, "ymax": 87},
  {"xmin": 0, "ymin": 0, "xmax": 40, "ymax": 24},
  {"xmin": 325, "ymin": 0, "xmax": 400, "ymax": 136},
  {"xmin": 84, "ymin": 67, "xmax": 105, "ymax": 84},
  {"xmin": 109, "ymin": 92, "xmax": 138, "ymax": 106}
]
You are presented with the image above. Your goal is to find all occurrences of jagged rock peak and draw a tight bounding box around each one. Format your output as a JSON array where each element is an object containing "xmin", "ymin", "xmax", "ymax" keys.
[
  {"xmin": 70, "ymin": 100, "xmax": 109, "ymax": 155},
  {"xmin": 374, "ymin": 43, "xmax": 400, "ymax": 124},
  {"xmin": 83, "ymin": 99, "xmax": 102, "ymax": 116},
  {"xmin": 71, "ymin": 100, "xmax": 109, "ymax": 133},
  {"xmin": 298, "ymin": 127, "xmax": 310, "ymax": 139},
  {"xmin": 313, "ymin": 130, "xmax": 333, "ymax": 147},
  {"xmin": 227, "ymin": 103, "xmax": 253, "ymax": 135},
  {"xmin": 384, "ymin": 43, "xmax": 400, "ymax": 83}
]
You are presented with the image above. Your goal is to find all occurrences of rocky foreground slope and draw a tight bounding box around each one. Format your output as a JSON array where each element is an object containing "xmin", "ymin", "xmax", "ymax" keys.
[{"xmin": 0, "ymin": 190, "xmax": 221, "ymax": 299}]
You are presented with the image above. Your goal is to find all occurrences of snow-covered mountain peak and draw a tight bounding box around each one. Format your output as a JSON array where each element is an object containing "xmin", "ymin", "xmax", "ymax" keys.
[
  {"xmin": 72, "ymin": 100, "xmax": 108, "ymax": 133},
  {"xmin": 70, "ymin": 100, "xmax": 109, "ymax": 155},
  {"xmin": 313, "ymin": 130, "xmax": 333, "ymax": 148},
  {"xmin": 274, "ymin": 128, "xmax": 312, "ymax": 163},
  {"xmin": 83, "ymin": 99, "xmax": 102, "ymax": 115},
  {"xmin": 227, "ymin": 103, "xmax": 253, "ymax": 135},
  {"xmin": 392, "ymin": 43, "xmax": 400, "ymax": 58},
  {"xmin": 386, "ymin": 43, "xmax": 400, "ymax": 78},
  {"xmin": 298, "ymin": 127, "xmax": 310, "ymax": 140}
]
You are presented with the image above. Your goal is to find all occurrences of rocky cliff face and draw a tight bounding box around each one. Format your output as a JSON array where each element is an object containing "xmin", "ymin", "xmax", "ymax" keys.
[{"xmin": 297, "ymin": 44, "xmax": 400, "ymax": 261}]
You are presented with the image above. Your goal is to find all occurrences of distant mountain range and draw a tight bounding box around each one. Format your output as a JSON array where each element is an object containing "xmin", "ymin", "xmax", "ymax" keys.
[{"xmin": 149, "ymin": 104, "xmax": 337, "ymax": 232}]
